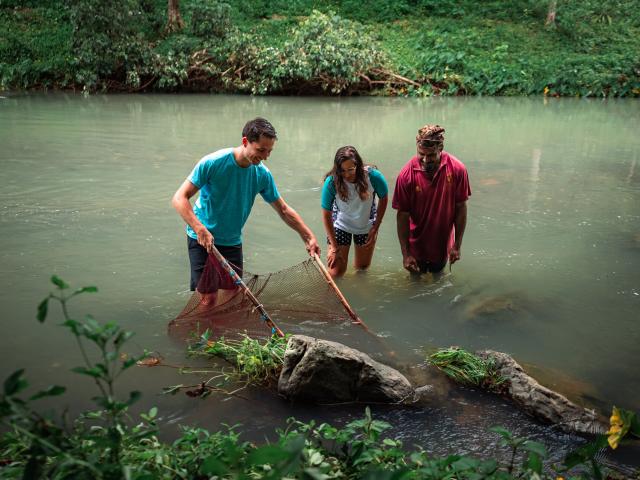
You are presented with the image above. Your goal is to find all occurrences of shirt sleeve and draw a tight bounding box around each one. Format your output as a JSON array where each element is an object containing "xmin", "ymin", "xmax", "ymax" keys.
[
  {"xmin": 368, "ymin": 169, "xmax": 388, "ymax": 198},
  {"xmin": 321, "ymin": 176, "xmax": 336, "ymax": 211},
  {"xmin": 187, "ymin": 156, "xmax": 215, "ymax": 189},
  {"xmin": 392, "ymin": 167, "xmax": 411, "ymax": 211},
  {"xmin": 259, "ymin": 168, "xmax": 280, "ymax": 203}
]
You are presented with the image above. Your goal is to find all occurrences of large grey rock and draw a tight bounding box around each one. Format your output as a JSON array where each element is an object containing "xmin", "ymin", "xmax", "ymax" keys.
[
  {"xmin": 278, "ymin": 335, "xmax": 414, "ymax": 403},
  {"xmin": 477, "ymin": 350, "xmax": 607, "ymax": 434}
]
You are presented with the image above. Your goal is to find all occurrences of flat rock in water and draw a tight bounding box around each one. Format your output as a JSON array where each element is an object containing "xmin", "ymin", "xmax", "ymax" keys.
[
  {"xmin": 463, "ymin": 292, "xmax": 524, "ymax": 321},
  {"xmin": 477, "ymin": 350, "xmax": 607, "ymax": 434},
  {"xmin": 278, "ymin": 335, "xmax": 415, "ymax": 404}
]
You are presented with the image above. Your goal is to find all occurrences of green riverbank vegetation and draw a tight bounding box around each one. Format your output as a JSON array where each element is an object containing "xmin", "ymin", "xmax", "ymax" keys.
[
  {"xmin": 1, "ymin": 0, "xmax": 639, "ymax": 96},
  {"xmin": 2, "ymin": 276, "xmax": 640, "ymax": 478}
]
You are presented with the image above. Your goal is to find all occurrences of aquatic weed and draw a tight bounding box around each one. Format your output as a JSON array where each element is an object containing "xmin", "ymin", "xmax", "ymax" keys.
[
  {"xmin": 190, "ymin": 332, "xmax": 288, "ymax": 387},
  {"xmin": 428, "ymin": 346, "xmax": 506, "ymax": 392}
]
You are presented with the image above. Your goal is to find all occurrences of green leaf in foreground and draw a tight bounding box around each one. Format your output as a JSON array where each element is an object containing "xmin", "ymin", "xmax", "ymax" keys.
[
  {"xmin": 37, "ymin": 297, "xmax": 49, "ymax": 323},
  {"xmin": 246, "ymin": 444, "xmax": 291, "ymax": 466},
  {"xmin": 4, "ymin": 369, "xmax": 28, "ymax": 396},
  {"xmin": 73, "ymin": 286, "xmax": 98, "ymax": 296},
  {"xmin": 51, "ymin": 275, "xmax": 69, "ymax": 290},
  {"xmin": 200, "ymin": 455, "xmax": 228, "ymax": 475},
  {"xmin": 30, "ymin": 385, "xmax": 66, "ymax": 401}
]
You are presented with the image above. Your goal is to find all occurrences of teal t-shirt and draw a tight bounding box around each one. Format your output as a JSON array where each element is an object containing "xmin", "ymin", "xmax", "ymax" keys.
[{"xmin": 186, "ymin": 148, "xmax": 280, "ymax": 246}]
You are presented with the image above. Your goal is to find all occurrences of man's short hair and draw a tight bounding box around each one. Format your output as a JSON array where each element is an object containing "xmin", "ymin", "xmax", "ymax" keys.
[
  {"xmin": 242, "ymin": 117, "xmax": 278, "ymax": 143},
  {"xmin": 416, "ymin": 124, "xmax": 445, "ymax": 144}
]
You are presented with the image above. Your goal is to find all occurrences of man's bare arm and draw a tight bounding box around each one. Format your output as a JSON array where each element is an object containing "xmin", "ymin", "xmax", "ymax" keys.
[
  {"xmin": 450, "ymin": 201, "xmax": 467, "ymax": 264},
  {"xmin": 171, "ymin": 179, "xmax": 214, "ymax": 251}
]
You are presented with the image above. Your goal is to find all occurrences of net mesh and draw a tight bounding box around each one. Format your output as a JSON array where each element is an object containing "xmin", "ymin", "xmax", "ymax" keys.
[{"xmin": 168, "ymin": 254, "xmax": 361, "ymax": 342}]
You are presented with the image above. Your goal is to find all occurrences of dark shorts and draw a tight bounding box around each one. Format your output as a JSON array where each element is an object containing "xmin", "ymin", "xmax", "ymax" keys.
[
  {"xmin": 187, "ymin": 237, "xmax": 243, "ymax": 291},
  {"xmin": 328, "ymin": 227, "xmax": 369, "ymax": 247},
  {"xmin": 416, "ymin": 259, "xmax": 447, "ymax": 274}
]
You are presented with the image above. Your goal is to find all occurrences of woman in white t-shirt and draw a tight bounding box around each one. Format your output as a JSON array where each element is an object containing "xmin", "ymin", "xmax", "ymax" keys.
[{"xmin": 321, "ymin": 146, "xmax": 389, "ymax": 278}]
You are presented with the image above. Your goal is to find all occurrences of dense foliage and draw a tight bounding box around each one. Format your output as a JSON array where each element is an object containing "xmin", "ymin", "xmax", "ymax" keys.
[
  {"xmin": 1, "ymin": 0, "xmax": 638, "ymax": 96},
  {"xmin": 1, "ymin": 276, "xmax": 640, "ymax": 478}
]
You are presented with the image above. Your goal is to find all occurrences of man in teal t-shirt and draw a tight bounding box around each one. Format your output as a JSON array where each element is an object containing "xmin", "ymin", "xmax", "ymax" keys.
[{"xmin": 172, "ymin": 117, "xmax": 320, "ymax": 291}]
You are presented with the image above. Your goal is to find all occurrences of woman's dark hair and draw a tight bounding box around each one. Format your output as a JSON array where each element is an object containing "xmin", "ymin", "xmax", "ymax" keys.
[
  {"xmin": 242, "ymin": 117, "xmax": 277, "ymax": 142},
  {"xmin": 325, "ymin": 146, "xmax": 369, "ymax": 202}
]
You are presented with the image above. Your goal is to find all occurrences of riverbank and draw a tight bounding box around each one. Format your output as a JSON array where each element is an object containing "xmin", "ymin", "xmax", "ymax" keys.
[{"xmin": 1, "ymin": 0, "xmax": 638, "ymax": 96}]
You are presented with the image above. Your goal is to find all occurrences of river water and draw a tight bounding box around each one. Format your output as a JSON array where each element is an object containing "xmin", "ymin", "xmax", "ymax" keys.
[{"xmin": 1, "ymin": 93, "xmax": 638, "ymax": 468}]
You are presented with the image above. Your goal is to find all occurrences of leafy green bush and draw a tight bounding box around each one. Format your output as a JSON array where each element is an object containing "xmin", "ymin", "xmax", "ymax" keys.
[
  {"xmin": 0, "ymin": 7, "xmax": 71, "ymax": 89},
  {"xmin": 189, "ymin": 10, "xmax": 389, "ymax": 94},
  {"xmin": 555, "ymin": 0, "xmax": 640, "ymax": 39},
  {"xmin": 282, "ymin": 10, "xmax": 388, "ymax": 93},
  {"xmin": 230, "ymin": 0, "xmax": 318, "ymax": 20},
  {"xmin": 188, "ymin": 0, "xmax": 233, "ymax": 38},
  {"xmin": 417, "ymin": 0, "xmax": 550, "ymax": 22},
  {"xmin": 68, "ymin": 0, "xmax": 162, "ymax": 90},
  {"xmin": 207, "ymin": 30, "xmax": 286, "ymax": 94},
  {"xmin": 545, "ymin": 53, "xmax": 640, "ymax": 97},
  {"xmin": 338, "ymin": 0, "xmax": 413, "ymax": 22}
]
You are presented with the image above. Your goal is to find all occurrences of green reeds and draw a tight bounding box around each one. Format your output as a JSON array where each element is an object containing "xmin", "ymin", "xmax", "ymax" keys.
[
  {"xmin": 428, "ymin": 347, "xmax": 506, "ymax": 392},
  {"xmin": 191, "ymin": 332, "xmax": 288, "ymax": 386}
]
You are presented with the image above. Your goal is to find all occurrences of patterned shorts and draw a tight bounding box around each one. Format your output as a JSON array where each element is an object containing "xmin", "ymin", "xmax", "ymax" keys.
[{"xmin": 329, "ymin": 227, "xmax": 369, "ymax": 246}]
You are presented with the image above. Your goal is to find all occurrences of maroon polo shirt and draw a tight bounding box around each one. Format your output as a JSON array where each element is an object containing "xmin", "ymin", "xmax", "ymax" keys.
[{"xmin": 392, "ymin": 151, "xmax": 471, "ymax": 264}]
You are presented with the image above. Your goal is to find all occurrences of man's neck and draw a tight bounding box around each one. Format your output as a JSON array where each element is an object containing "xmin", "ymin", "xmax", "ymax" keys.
[{"xmin": 233, "ymin": 145, "xmax": 251, "ymax": 168}]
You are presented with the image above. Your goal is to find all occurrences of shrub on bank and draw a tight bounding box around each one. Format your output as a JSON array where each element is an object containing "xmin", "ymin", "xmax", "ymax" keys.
[
  {"xmin": 214, "ymin": 10, "xmax": 388, "ymax": 94},
  {"xmin": 188, "ymin": 0, "xmax": 233, "ymax": 38}
]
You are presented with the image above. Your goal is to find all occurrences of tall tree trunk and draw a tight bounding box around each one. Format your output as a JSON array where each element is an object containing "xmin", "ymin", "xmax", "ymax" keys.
[
  {"xmin": 167, "ymin": 0, "xmax": 185, "ymax": 33},
  {"xmin": 545, "ymin": 0, "xmax": 557, "ymax": 26}
]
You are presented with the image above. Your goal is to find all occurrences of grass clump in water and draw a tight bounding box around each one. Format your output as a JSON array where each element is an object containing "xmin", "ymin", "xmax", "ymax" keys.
[
  {"xmin": 429, "ymin": 346, "xmax": 506, "ymax": 392},
  {"xmin": 190, "ymin": 332, "xmax": 288, "ymax": 387}
]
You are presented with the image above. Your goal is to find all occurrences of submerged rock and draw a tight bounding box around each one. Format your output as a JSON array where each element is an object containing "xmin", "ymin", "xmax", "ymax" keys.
[
  {"xmin": 278, "ymin": 335, "xmax": 415, "ymax": 404},
  {"xmin": 468, "ymin": 296, "xmax": 516, "ymax": 315},
  {"xmin": 477, "ymin": 350, "xmax": 607, "ymax": 434},
  {"xmin": 464, "ymin": 293, "xmax": 523, "ymax": 320}
]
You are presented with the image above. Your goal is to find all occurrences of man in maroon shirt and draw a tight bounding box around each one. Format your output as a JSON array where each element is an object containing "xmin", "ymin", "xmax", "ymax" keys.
[{"xmin": 392, "ymin": 124, "xmax": 471, "ymax": 274}]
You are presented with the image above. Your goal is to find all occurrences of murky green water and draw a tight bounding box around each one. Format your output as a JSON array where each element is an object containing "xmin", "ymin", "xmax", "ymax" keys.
[{"xmin": 1, "ymin": 93, "xmax": 639, "ymax": 466}]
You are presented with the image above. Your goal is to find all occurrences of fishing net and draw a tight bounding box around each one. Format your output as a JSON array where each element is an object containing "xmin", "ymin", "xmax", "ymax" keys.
[{"xmin": 168, "ymin": 254, "xmax": 364, "ymax": 342}]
